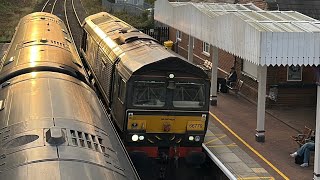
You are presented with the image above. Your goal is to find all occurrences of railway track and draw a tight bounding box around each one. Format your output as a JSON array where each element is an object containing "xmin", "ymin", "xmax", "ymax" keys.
[
  {"xmin": 72, "ymin": 0, "xmax": 88, "ymax": 23},
  {"xmin": 65, "ymin": 0, "xmax": 83, "ymax": 50},
  {"xmin": 41, "ymin": 0, "xmax": 58, "ymax": 13}
]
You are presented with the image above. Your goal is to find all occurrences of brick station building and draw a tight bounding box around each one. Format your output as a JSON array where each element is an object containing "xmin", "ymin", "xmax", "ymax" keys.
[{"xmin": 156, "ymin": 0, "xmax": 320, "ymax": 108}]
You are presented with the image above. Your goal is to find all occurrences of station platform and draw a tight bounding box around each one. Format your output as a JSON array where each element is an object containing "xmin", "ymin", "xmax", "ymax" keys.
[
  {"xmin": 204, "ymin": 122, "xmax": 273, "ymax": 179},
  {"xmin": 207, "ymin": 92, "xmax": 315, "ymax": 180}
]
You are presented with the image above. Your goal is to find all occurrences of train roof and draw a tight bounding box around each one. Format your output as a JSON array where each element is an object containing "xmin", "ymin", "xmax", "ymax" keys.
[
  {"xmin": 0, "ymin": 12, "xmax": 87, "ymax": 84},
  {"xmin": 0, "ymin": 71, "xmax": 139, "ymax": 180},
  {"xmin": 82, "ymin": 12, "xmax": 208, "ymax": 80}
]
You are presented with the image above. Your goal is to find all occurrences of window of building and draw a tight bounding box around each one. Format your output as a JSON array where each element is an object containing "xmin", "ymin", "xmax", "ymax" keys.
[
  {"xmin": 202, "ymin": 42, "xmax": 210, "ymax": 55},
  {"xmin": 177, "ymin": 30, "xmax": 182, "ymax": 41},
  {"xmin": 242, "ymin": 60, "xmax": 258, "ymax": 79},
  {"xmin": 287, "ymin": 65, "xmax": 302, "ymax": 81}
]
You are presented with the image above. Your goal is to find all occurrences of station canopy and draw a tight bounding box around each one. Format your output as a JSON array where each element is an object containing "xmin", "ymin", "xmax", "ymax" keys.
[{"xmin": 154, "ymin": 0, "xmax": 320, "ymax": 66}]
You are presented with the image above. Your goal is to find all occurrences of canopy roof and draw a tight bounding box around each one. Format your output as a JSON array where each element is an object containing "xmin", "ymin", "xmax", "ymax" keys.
[{"xmin": 154, "ymin": 0, "xmax": 320, "ymax": 66}]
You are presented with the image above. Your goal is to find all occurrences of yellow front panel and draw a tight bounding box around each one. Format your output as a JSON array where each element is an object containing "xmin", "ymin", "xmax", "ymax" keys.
[
  {"xmin": 127, "ymin": 120, "xmax": 146, "ymax": 130},
  {"xmin": 127, "ymin": 115, "xmax": 205, "ymax": 133}
]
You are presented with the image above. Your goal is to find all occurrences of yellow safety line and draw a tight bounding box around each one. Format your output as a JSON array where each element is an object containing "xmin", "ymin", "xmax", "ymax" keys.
[
  {"xmin": 238, "ymin": 176, "xmax": 275, "ymax": 180},
  {"xmin": 209, "ymin": 112, "xmax": 289, "ymax": 180},
  {"xmin": 204, "ymin": 134, "xmax": 227, "ymax": 145}
]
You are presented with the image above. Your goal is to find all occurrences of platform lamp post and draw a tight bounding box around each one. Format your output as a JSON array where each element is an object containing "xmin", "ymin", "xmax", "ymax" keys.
[
  {"xmin": 255, "ymin": 65, "xmax": 267, "ymax": 142},
  {"xmin": 210, "ymin": 46, "xmax": 218, "ymax": 106},
  {"xmin": 314, "ymin": 82, "xmax": 320, "ymax": 180},
  {"xmin": 187, "ymin": 35, "xmax": 194, "ymax": 63}
]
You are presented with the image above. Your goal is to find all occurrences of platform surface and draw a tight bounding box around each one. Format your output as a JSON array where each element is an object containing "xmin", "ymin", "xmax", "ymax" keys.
[{"xmin": 207, "ymin": 92, "xmax": 315, "ymax": 180}]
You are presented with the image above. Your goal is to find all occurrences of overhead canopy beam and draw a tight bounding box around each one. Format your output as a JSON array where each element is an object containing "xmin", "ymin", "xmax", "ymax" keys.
[{"xmin": 155, "ymin": 0, "xmax": 320, "ymax": 66}]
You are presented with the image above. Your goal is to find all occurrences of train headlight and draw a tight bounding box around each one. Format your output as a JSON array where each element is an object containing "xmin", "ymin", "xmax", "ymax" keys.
[
  {"xmin": 139, "ymin": 135, "xmax": 144, "ymax": 141},
  {"xmin": 201, "ymin": 114, "xmax": 207, "ymax": 121},
  {"xmin": 128, "ymin": 113, "xmax": 133, "ymax": 121},
  {"xmin": 169, "ymin": 73, "xmax": 174, "ymax": 79},
  {"xmin": 188, "ymin": 136, "xmax": 194, "ymax": 141},
  {"xmin": 132, "ymin": 134, "xmax": 139, "ymax": 142},
  {"xmin": 195, "ymin": 136, "xmax": 201, "ymax": 142}
]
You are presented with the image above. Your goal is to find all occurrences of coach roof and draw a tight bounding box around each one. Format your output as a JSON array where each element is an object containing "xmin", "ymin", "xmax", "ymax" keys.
[{"xmin": 83, "ymin": 12, "xmax": 208, "ymax": 80}]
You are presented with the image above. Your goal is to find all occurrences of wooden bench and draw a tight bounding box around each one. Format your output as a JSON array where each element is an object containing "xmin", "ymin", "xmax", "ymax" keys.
[
  {"xmin": 291, "ymin": 126, "xmax": 314, "ymax": 146},
  {"xmin": 226, "ymin": 79, "xmax": 243, "ymax": 95}
]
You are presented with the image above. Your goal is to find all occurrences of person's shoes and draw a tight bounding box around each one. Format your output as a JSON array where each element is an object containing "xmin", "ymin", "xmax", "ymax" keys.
[
  {"xmin": 290, "ymin": 152, "xmax": 297, "ymax": 158},
  {"xmin": 300, "ymin": 163, "xmax": 309, "ymax": 167}
]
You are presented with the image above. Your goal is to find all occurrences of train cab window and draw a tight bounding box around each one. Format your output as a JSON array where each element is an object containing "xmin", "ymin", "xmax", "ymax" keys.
[
  {"xmin": 132, "ymin": 80, "xmax": 166, "ymax": 107},
  {"xmin": 173, "ymin": 82, "xmax": 205, "ymax": 108}
]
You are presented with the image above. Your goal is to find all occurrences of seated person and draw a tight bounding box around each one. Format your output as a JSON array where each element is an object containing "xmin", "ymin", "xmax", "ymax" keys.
[
  {"xmin": 226, "ymin": 67, "xmax": 237, "ymax": 86},
  {"xmin": 290, "ymin": 142, "xmax": 315, "ymax": 167},
  {"xmin": 217, "ymin": 67, "xmax": 237, "ymax": 93}
]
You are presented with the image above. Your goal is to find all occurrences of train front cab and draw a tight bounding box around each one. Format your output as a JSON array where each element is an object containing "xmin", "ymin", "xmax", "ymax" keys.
[{"xmin": 114, "ymin": 58, "xmax": 210, "ymax": 164}]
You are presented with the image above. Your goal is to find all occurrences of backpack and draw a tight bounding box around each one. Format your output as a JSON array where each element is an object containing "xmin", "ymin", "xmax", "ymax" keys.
[{"xmin": 295, "ymin": 155, "xmax": 304, "ymax": 165}]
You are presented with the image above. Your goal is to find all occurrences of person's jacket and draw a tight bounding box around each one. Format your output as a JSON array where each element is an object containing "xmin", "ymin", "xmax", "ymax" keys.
[{"xmin": 228, "ymin": 71, "xmax": 237, "ymax": 82}]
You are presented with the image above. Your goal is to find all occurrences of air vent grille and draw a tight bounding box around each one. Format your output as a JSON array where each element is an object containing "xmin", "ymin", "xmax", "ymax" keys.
[{"xmin": 69, "ymin": 130, "xmax": 106, "ymax": 153}]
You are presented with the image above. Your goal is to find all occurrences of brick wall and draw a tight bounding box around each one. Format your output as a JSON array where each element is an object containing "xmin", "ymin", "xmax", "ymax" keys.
[
  {"xmin": 267, "ymin": 86, "xmax": 317, "ymax": 107},
  {"xmin": 266, "ymin": 66, "xmax": 318, "ymax": 107},
  {"xmin": 169, "ymin": 28, "xmax": 236, "ymax": 75}
]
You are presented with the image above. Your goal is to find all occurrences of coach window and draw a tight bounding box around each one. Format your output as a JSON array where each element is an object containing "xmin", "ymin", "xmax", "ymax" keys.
[
  {"xmin": 118, "ymin": 77, "xmax": 126, "ymax": 103},
  {"xmin": 202, "ymin": 42, "xmax": 210, "ymax": 56},
  {"xmin": 287, "ymin": 65, "xmax": 302, "ymax": 81}
]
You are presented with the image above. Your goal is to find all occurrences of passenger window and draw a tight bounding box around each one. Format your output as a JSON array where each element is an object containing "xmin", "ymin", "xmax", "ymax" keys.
[{"xmin": 117, "ymin": 77, "xmax": 126, "ymax": 103}]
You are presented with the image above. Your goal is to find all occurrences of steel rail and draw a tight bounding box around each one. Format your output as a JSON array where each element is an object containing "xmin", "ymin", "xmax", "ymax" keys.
[
  {"xmin": 41, "ymin": 0, "xmax": 50, "ymax": 12},
  {"xmin": 71, "ymin": 0, "xmax": 82, "ymax": 25},
  {"xmin": 50, "ymin": 0, "xmax": 58, "ymax": 14},
  {"xmin": 79, "ymin": 0, "xmax": 88, "ymax": 15},
  {"xmin": 64, "ymin": 0, "xmax": 81, "ymax": 59}
]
